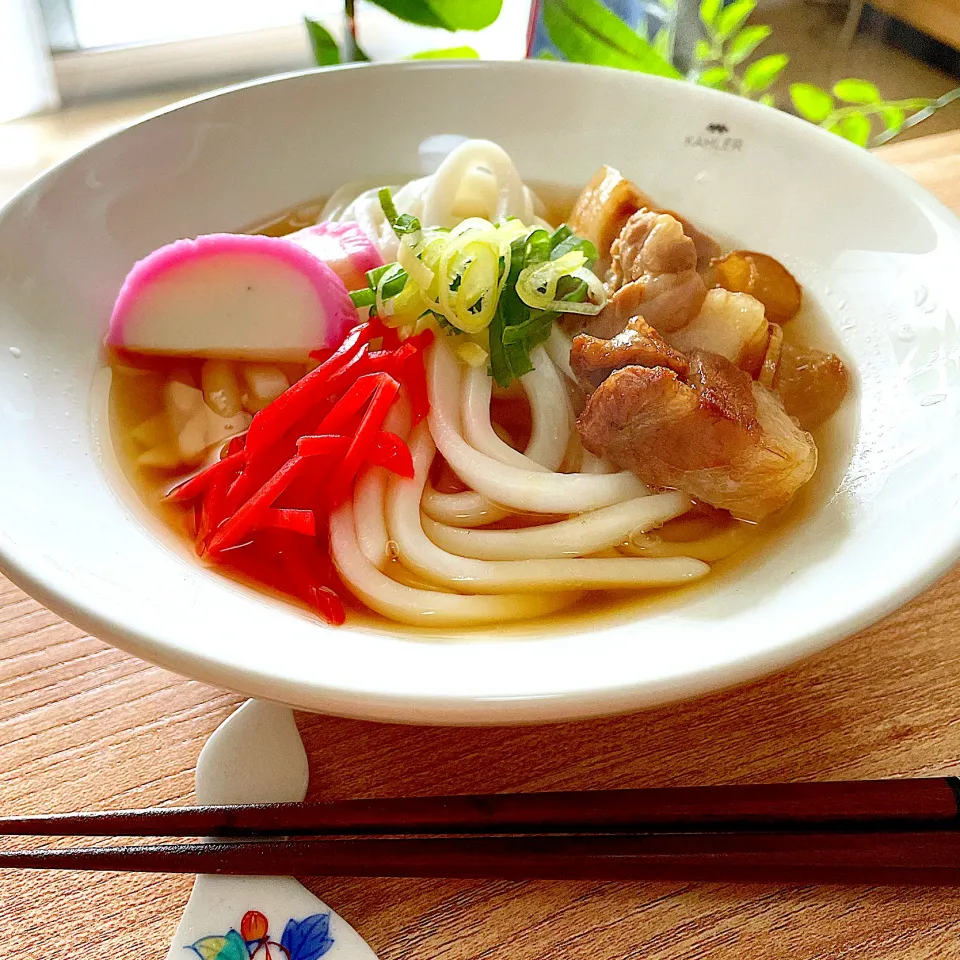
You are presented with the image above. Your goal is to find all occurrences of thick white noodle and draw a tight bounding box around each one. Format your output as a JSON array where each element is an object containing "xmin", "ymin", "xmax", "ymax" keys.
[
  {"xmin": 520, "ymin": 347, "xmax": 571, "ymax": 469},
  {"xmin": 339, "ymin": 189, "xmax": 400, "ymax": 261},
  {"xmin": 581, "ymin": 449, "xmax": 615, "ymax": 475},
  {"xmin": 421, "ymin": 139, "xmax": 532, "ymax": 227},
  {"xmin": 462, "ymin": 363, "xmax": 536, "ymax": 470},
  {"xmin": 329, "ymin": 500, "xmax": 579, "ymax": 626},
  {"xmin": 424, "ymin": 346, "xmax": 569, "ymax": 526},
  {"xmin": 420, "ymin": 487, "xmax": 508, "ymax": 528},
  {"xmin": 545, "ymin": 326, "xmax": 577, "ymax": 384},
  {"xmin": 460, "ymin": 348, "xmax": 568, "ymax": 473},
  {"xmin": 621, "ymin": 525, "xmax": 753, "ymax": 562},
  {"xmin": 353, "ymin": 468, "xmax": 391, "ymax": 569},
  {"xmin": 422, "ymin": 491, "xmax": 692, "ymax": 561},
  {"xmin": 387, "ymin": 426, "xmax": 707, "ymax": 592},
  {"xmin": 352, "ymin": 396, "xmax": 412, "ymax": 568},
  {"xmin": 542, "ymin": 328, "xmax": 617, "ymax": 475},
  {"xmin": 320, "ymin": 180, "xmax": 385, "ymax": 222},
  {"xmin": 391, "ymin": 176, "xmax": 428, "ymax": 220},
  {"xmin": 428, "ymin": 340, "xmax": 647, "ymax": 514},
  {"xmin": 333, "ymin": 140, "xmax": 549, "ymax": 264}
]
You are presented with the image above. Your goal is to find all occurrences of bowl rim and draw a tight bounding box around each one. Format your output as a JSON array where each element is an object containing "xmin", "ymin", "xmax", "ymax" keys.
[{"xmin": 3, "ymin": 58, "xmax": 960, "ymax": 724}]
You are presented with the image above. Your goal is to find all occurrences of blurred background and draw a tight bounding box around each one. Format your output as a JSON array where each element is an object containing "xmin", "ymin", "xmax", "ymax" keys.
[{"xmin": 1, "ymin": 0, "xmax": 960, "ymax": 200}]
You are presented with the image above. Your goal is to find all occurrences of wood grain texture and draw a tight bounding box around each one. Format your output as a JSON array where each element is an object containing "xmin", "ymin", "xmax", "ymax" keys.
[{"xmin": 0, "ymin": 133, "xmax": 958, "ymax": 958}]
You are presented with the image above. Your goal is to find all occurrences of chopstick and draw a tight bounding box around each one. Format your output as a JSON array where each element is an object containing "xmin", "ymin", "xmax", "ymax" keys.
[
  {"xmin": 5, "ymin": 832, "xmax": 960, "ymax": 884},
  {"xmin": 4, "ymin": 778, "xmax": 960, "ymax": 884},
  {"xmin": 1, "ymin": 777, "xmax": 959, "ymax": 837}
]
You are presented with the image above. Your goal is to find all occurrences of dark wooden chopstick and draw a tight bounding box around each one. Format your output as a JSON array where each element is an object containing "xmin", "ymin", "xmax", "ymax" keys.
[
  {"xmin": 3, "ymin": 778, "xmax": 960, "ymax": 838},
  {"xmin": 6, "ymin": 832, "xmax": 960, "ymax": 884},
  {"xmin": 4, "ymin": 779, "xmax": 960, "ymax": 883}
]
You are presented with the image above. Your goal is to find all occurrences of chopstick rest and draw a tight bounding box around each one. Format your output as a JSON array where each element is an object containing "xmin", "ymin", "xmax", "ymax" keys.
[{"xmin": 164, "ymin": 700, "xmax": 378, "ymax": 960}]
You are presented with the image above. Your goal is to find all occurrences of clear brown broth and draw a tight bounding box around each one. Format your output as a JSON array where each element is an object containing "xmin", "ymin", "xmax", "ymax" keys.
[{"xmin": 104, "ymin": 182, "xmax": 855, "ymax": 637}]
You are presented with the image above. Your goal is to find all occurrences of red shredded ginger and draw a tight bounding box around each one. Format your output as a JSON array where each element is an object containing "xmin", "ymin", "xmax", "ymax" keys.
[{"xmin": 166, "ymin": 320, "xmax": 434, "ymax": 624}]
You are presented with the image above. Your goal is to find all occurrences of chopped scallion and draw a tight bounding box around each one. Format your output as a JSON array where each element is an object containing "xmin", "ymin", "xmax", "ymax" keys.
[{"xmin": 378, "ymin": 187, "xmax": 422, "ymax": 237}]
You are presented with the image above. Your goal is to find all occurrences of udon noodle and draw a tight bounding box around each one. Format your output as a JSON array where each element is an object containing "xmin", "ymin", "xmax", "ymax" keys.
[{"xmin": 105, "ymin": 137, "xmax": 849, "ymax": 629}]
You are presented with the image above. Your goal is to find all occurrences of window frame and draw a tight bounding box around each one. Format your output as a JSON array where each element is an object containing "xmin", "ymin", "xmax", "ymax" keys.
[{"xmin": 51, "ymin": 23, "xmax": 318, "ymax": 103}]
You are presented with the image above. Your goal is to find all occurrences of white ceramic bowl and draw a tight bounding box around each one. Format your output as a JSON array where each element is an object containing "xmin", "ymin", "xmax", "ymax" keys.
[{"xmin": 1, "ymin": 61, "xmax": 959, "ymax": 724}]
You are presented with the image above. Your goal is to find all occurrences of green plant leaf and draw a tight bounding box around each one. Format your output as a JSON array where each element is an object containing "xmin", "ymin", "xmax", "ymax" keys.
[
  {"xmin": 837, "ymin": 111, "xmax": 872, "ymax": 146},
  {"xmin": 365, "ymin": 0, "xmax": 446, "ymax": 27},
  {"xmin": 427, "ymin": 0, "xmax": 503, "ymax": 29},
  {"xmin": 789, "ymin": 82, "xmax": 834, "ymax": 122},
  {"xmin": 832, "ymin": 77, "xmax": 881, "ymax": 104},
  {"xmin": 410, "ymin": 45, "xmax": 480, "ymax": 58},
  {"xmin": 759, "ymin": 92, "xmax": 775, "ymax": 106},
  {"xmin": 741, "ymin": 53, "xmax": 788, "ymax": 92},
  {"xmin": 716, "ymin": 0, "xmax": 756, "ymax": 40},
  {"xmin": 652, "ymin": 26, "xmax": 672, "ymax": 59},
  {"xmin": 542, "ymin": 0, "xmax": 681, "ymax": 77},
  {"xmin": 693, "ymin": 38, "xmax": 713, "ymax": 63},
  {"xmin": 880, "ymin": 105, "xmax": 906, "ymax": 133},
  {"xmin": 304, "ymin": 17, "xmax": 341, "ymax": 66},
  {"xmin": 726, "ymin": 24, "xmax": 770, "ymax": 64},
  {"xmin": 700, "ymin": 0, "xmax": 722, "ymax": 29},
  {"xmin": 698, "ymin": 65, "xmax": 731, "ymax": 89}
]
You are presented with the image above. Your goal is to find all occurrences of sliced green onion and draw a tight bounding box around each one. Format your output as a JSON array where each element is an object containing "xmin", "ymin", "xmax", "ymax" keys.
[
  {"xmin": 524, "ymin": 228, "xmax": 552, "ymax": 266},
  {"xmin": 548, "ymin": 224, "xmax": 573, "ymax": 250},
  {"xmin": 378, "ymin": 187, "xmax": 399, "ymax": 224},
  {"xmin": 487, "ymin": 306, "xmax": 512, "ymax": 388},
  {"xmin": 501, "ymin": 311, "xmax": 556, "ymax": 345},
  {"xmin": 351, "ymin": 213, "xmax": 604, "ymax": 386},
  {"xmin": 516, "ymin": 251, "xmax": 587, "ymax": 309},
  {"xmin": 557, "ymin": 276, "xmax": 588, "ymax": 303},
  {"xmin": 393, "ymin": 213, "xmax": 421, "ymax": 236},
  {"xmin": 349, "ymin": 288, "xmax": 376, "ymax": 308},
  {"xmin": 397, "ymin": 236, "xmax": 434, "ymax": 291},
  {"xmin": 375, "ymin": 263, "xmax": 408, "ymax": 317},
  {"xmin": 378, "ymin": 186, "xmax": 421, "ymax": 237},
  {"xmin": 551, "ymin": 233, "xmax": 599, "ymax": 264}
]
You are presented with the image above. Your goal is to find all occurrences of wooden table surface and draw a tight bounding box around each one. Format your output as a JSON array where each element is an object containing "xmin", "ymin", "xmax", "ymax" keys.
[{"xmin": 2, "ymin": 111, "xmax": 960, "ymax": 958}]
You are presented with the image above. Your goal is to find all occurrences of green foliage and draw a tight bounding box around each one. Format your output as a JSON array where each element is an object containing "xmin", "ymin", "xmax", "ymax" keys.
[
  {"xmin": 715, "ymin": 0, "xmax": 755, "ymax": 40},
  {"xmin": 409, "ymin": 46, "xmax": 480, "ymax": 58},
  {"xmin": 363, "ymin": 0, "xmax": 502, "ymax": 29},
  {"xmin": 880, "ymin": 105, "xmax": 905, "ymax": 131},
  {"xmin": 307, "ymin": 0, "xmax": 496, "ymax": 65},
  {"xmin": 833, "ymin": 77, "xmax": 880, "ymax": 104},
  {"xmin": 839, "ymin": 112, "xmax": 871, "ymax": 146},
  {"xmin": 427, "ymin": 0, "xmax": 503, "ymax": 30},
  {"xmin": 305, "ymin": 0, "xmax": 960, "ymax": 148},
  {"xmin": 726, "ymin": 25, "xmax": 770, "ymax": 64},
  {"xmin": 541, "ymin": 0, "xmax": 680, "ymax": 78},
  {"xmin": 741, "ymin": 53, "xmax": 788, "ymax": 92},
  {"xmin": 787, "ymin": 79, "xmax": 960, "ymax": 146},
  {"xmin": 699, "ymin": 0, "xmax": 722, "ymax": 29},
  {"xmin": 698, "ymin": 66, "xmax": 731, "ymax": 89},
  {"xmin": 790, "ymin": 82, "xmax": 834, "ymax": 122},
  {"xmin": 304, "ymin": 17, "xmax": 341, "ymax": 66},
  {"xmin": 690, "ymin": 0, "xmax": 788, "ymax": 104}
]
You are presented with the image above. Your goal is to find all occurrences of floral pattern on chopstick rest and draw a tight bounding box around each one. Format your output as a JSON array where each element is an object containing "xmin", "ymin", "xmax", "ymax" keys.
[{"xmin": 189, "ymin": 909, "xmax": 334, "ymax": 960}]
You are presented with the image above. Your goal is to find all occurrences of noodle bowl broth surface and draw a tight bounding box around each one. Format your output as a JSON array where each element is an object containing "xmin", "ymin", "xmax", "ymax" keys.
[{"xmin": 103, "ymin": 183, "xmax": 855, "ymax": 638}]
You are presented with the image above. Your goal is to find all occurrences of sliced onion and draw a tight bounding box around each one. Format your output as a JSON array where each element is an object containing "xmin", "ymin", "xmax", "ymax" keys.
[
  {"xmin": 515, "ymin": 251, "xmax": 603, "ymax": 316},
  {"xmin": 397, "ymin": 235, "xmax": 434, "ymax": 291}
]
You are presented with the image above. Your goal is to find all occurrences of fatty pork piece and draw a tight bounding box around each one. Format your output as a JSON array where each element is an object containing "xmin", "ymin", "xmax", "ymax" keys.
[
  {"xmin": 568, "ymin": 165, "xmax": 719, "ymax": 273},
  {"xmin": 585, "ymin": 209, "xmax": 707, "ymax": 340},
  {"xmin": 572, "ymin": 316, "xmax": 689, "ymax": 388},
  {"xmin": 575, "ymin": 345, "xmax": 818, "ymax": 522}
]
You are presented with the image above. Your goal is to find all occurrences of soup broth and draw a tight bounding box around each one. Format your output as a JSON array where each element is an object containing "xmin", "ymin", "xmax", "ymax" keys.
[{"xmin": 104, "ymin": 181, "xmax": 855, "ymax": 637}]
